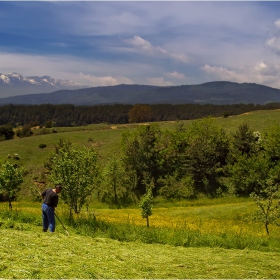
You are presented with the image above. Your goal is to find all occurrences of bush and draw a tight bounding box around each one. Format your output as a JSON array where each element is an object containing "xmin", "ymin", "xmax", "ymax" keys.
[
  {"xmin": 159, "ymin": 175, "xmax": 196, "ymax": 199},
  {"xmin": 13, "ymin": 154, "xmax": 20, "ymax": 160},
  {"xmin": 16, "ymin": 124, "xmax": 33, "ymax": 138},
  {"xmin": 39, "ymin": 144, "xmax": 47, "ymax": 149}
]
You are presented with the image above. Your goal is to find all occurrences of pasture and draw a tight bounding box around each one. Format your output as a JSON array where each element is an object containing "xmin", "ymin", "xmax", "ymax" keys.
[{"xmin": 0, "ymin": 109, "xmax": 280, "ymax": 278}]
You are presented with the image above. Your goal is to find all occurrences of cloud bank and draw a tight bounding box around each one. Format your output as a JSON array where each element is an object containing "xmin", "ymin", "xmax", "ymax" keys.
[{"xmin": 1, "ymin": 1, "xmax": 280, "ymax": 92}]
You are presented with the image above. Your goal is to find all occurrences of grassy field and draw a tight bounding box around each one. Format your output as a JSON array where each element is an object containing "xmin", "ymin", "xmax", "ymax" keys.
[
  {"xmin": 1, "ymin": 227, "xmax": 280, "ymax": 279},
  {"xmin": 1, "ymin": 109, "xmax": 280, "ymax": 278},
  {"xmin": 0, "ymin": 197, "xmax": 280, "ymax": 278}
]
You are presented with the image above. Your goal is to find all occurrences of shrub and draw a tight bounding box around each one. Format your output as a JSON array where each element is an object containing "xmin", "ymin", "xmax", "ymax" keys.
[
  {"xmin": 13, "ymin": 154, "xmax": 20, "ymax": 160},
  {"xmin": 16, "ymin": 124, "xmax": 33, "ymax": 138},
  {"xmin": 39, "ymin": 144, "xmax": 47, "ymax": 149}
]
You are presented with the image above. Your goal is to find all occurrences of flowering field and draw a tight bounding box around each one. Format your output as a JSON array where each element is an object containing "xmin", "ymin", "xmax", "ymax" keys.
[
  {"xmin": 93, "ymin": 204, "xmax": 280, "ymax": 238},
  {"xmin": 6, "ymin": 198, "xmax": 280, "ymax": 240},
  {"xmin": 1, "ymin": 196, "xmax": 279, "ymax": 255}
]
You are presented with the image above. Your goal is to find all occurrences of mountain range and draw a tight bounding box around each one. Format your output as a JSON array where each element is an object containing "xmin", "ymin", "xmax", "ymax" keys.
[
  {"xmin": 1, "ymin": 73, "xmax": 280, "ymax": 105},
  {"xmin": 0, "ymin": 72, "xmax": 87, "ymax": 98}
]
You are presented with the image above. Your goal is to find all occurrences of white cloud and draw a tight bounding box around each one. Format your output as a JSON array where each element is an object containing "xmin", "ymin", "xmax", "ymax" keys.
[
  {"xmin": 265, "ymin": 19, "xmax": 280, "ymax": 54},
  {"xmin": 266, "ymin": 37, "xmax": 280, "ymax": 52},
  {"xmin": 125, "ymin": 36, "xmax": 152, "ymax": 50},
  {"xmin": 148, "ymin": 77, "xmax": 173, "ymax": 86},
  {"xmin": 201, "ymin": 62, "xmax": 280, "ymax": 89},
  {"xmin": 254, "ymin": 61, "xmax": 280, "ymax": 76},
  {"xmin": 165, "ymin": 71, "xmax": 186, "ymax": 79},
  {"xmin": 125, "ymin": 36, "xmax": 190, "ymax": 64},
  {"xmin": 274, "ymin": 19, "xmax": 280, "ymax": 29},
  {"xmin": 201, "ymin": 64, "xmax": 248, "ymax": 83},
  {"xmin": 78, "ymin": 73, "xmax": 134, "ymax": 87}
]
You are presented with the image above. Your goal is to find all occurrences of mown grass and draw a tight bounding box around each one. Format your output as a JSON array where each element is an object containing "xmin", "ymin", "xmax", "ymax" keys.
[
  {"xmin": 0, "ymin": 200, "xmax": 280, "ymax": 278},
  {"xmin": 1, "ymin": 226, "xmax": 280, "ymax": 279}
]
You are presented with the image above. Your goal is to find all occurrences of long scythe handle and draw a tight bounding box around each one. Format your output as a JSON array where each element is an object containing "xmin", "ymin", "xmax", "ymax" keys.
[{"xmin": 54, "ymin": 213, "xmax": 70, "ymax": 236}]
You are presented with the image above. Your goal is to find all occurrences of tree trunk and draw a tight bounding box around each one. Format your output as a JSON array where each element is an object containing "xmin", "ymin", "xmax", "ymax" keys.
[
  {"xmin": 8, "ymin": 200, "xmax": 12, "ymax": 210},
  {"xmin": 265, "ymin": 221, "xmax": 269, "ymax": 235},
  {"xmin": 113, "ymin": 183, "xmax": 117, "ymax": 205},
  {"xmin": 146, "ymin": 216, "xmax": 149, "ymax": 228}
]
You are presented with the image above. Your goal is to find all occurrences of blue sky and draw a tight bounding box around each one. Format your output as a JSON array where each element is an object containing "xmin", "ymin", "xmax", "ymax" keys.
[{"xmin": 2, "ymin": 1, "xmax": 280, "ymax": 89}]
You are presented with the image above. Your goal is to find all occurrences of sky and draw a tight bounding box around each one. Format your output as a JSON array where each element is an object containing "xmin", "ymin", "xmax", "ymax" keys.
[{"xmin": 2, "ymin": 1, "xmax": 280, "ymax": 89}]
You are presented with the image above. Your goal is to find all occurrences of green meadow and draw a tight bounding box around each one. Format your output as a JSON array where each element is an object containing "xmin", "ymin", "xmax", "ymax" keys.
[{"xmin": 1, "ymin": 109, "xmax": 280, "ymax": 278}]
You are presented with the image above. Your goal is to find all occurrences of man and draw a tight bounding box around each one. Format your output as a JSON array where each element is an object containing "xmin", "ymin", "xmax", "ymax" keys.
[{"xmin": 41, "ymin": 185, "xmax": 63, "ymax": 232}]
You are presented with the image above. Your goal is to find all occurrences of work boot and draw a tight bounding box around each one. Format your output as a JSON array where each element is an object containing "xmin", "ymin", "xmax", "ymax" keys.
[{"xmin": 42, "ymin": 229, "xmax": 47, "ymax": 232}]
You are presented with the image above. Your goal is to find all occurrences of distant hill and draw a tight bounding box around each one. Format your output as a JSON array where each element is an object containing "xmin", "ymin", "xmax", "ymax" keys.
[{"xmin": 1, "ymin": 81, "xmax": 280, "ymax": 105}]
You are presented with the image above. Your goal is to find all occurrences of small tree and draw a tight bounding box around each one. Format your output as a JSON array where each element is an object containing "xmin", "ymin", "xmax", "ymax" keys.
[
  {"xmin": 102, "ymin": 157, "xmax": 124, "ymax": 205},
  {"xmin": 101, "ymin": 157, "xmax": 137, "ymax": 206},
  {"xmin": 0, "ymin": 161, "xmax": 23, "ymax": 210},
  {"xmin": 250, "ymin": 179, "xmax": 280, "ymax": 235},
  {"xmin": 48, "ymin": 141, "xmax": 99, "ymax": 216},
  {"xmin": 139, "ymin": 177, "xmax": 154, "ymax": 228}
]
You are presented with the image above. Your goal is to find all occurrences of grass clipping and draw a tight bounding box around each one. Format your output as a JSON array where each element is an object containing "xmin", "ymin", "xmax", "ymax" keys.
[{"xmin": 1, "ymin": 227, "xmax": 280, "ymax": 279}]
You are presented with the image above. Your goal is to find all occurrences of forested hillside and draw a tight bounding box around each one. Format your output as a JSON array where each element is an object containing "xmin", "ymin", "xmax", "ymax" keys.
[
  {"xmin": 1, "ymin": 102, "xmax": 280, "ymax": 127},
  {"xmin": 2, "ymin": 81, "xmax": 280, "ymax": 105}
]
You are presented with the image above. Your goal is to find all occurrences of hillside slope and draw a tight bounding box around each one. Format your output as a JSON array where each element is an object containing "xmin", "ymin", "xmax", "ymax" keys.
[{"xmin": 1, "ymin": 81, "xmax": 280, "ymax": 105}]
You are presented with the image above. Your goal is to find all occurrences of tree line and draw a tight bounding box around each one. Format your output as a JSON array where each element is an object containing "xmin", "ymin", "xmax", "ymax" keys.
[{"xmin": 1, "ymin": 102, "xmax": 280, "ymax": 128}]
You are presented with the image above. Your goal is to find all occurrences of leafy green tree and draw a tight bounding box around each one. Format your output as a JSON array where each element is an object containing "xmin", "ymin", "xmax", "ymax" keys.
[
  {"xmin": 48, "ymin": 141, "xmax": 99, "ymax": 215},
  {"xmin": 262, "ymin": 124, "xmax": 280, "ymax": 162},
  {"xmin": 100, "ymin": 157, "xmax": 137, "ymax": 206},
  {"xmin": 157, "ymin": 122, "xmax": 189, "ymax": 179},
  {"xmin": 128, "ymin": 104, "xmax": 153, "ymax": 123},
  {"xmin": 185, "ymin": 118, "xmax": 229, "ymax": 195},
  {"xmin": 227, "ymin": 124, "xmax": 280, "ymax": 196},
  {"xmin": 227, "ymin": 152, "xmax": 270, "ymax": 196},
  {"xmin": 230, "ymin": 123, "xmax": 259, "ymax": 158},
  {"xmin": 122, "ymin": 124, "xmax": 162, "ymax": 195},
  {"xmin": 0, "ymin": 161, "xmax": 23, "ymax": 210}
]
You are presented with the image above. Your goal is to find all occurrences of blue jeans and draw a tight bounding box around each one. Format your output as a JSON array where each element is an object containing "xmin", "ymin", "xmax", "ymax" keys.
[{"xmin": 42, "ymin": 203, "xmax": 55, "ymax": 232}]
